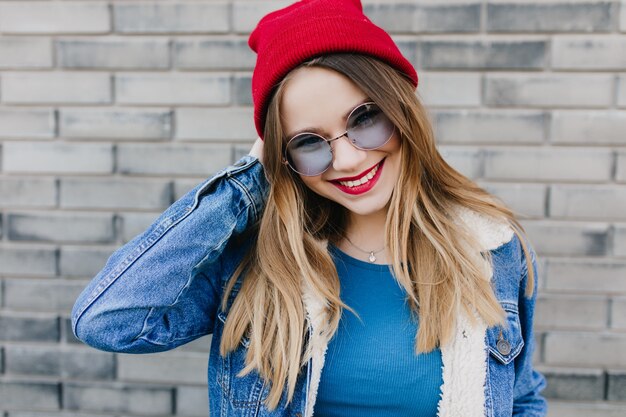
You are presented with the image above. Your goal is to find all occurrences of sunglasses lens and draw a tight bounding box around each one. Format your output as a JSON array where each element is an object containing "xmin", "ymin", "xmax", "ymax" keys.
[
  {"xmin": 286, "ymin": 133, "xmax": 332, "ymax": 176},
  {"xmin": 284, "ymin": 103, "xmax": 395, "ymax": 176},
  {"xmin": 347, "ymin": 103, "xmax": 394, "ymax": 149}
]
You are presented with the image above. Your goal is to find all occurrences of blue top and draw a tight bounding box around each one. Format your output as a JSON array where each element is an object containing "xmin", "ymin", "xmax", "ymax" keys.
[{"xmin": 314, "ymin": 244, "xmax": 444, "ymax": 417}]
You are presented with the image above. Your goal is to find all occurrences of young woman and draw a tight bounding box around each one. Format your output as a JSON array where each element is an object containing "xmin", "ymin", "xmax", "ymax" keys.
[{"xmin": 72, "ymin": 1, "xmax": 547, "ymax": 416}]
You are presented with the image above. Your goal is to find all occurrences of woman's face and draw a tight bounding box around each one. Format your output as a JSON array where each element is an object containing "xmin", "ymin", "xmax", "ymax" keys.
[{"xmin": 280, "ymin": 66, "xmax": 402, "ymax": 218}]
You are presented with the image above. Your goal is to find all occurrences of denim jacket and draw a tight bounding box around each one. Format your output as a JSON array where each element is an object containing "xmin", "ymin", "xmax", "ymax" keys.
[{"xmin": 72, "ymin": 155, "xmax": 547, "ymax": 417}]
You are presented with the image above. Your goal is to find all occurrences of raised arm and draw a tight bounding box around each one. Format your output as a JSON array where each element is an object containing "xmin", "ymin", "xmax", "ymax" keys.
[{"xmin": 72, "ymin": 153, "xmax": 268, "ymax": 354}]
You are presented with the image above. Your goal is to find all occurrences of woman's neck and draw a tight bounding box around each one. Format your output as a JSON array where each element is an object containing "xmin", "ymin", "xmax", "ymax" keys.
[{"xmin": 338, "ymin": 209, "xmax": 389, "ymax": 264}]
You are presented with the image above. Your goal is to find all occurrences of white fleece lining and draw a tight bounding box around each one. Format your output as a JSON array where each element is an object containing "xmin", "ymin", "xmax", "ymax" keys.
[
  {"xmin": 301, "ymin": 280, "xmax": 329, "ymax": 417},
  {"xmin": 436, "ymin": 311, "xmax": 489, "ymax": 417},
  {"xmin": 301, "ymin": 208, "xmax": 514, "ymax": 417}
]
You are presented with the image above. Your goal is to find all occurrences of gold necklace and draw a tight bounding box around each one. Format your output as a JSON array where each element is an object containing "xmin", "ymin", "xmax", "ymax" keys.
[{"xmin": 344, "ymin": 236, "xmax": 386, "ymax": 263}]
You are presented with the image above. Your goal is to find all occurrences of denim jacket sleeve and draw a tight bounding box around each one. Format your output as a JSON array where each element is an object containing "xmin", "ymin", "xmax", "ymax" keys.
[
  {"xmin": 513, "ymin": 241, "xmax": 548, "ymax": 415},
  {"xmin": 71, "ymin": 155, "xmax": 268, "ymax": 353}
]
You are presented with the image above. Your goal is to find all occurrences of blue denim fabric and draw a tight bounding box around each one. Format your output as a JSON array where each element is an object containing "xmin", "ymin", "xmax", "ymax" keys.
[{"xmin": 72, "ymin": 155, "xmax": 546, "ymax": 417}]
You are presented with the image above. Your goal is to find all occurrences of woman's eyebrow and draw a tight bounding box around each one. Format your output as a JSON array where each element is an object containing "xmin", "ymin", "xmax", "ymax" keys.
[{"xmin": 285, "ymin": 98, "xmax": 371, "ymax": 139}]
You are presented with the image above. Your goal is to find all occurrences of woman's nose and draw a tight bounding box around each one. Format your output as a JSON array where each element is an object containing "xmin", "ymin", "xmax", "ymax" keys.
[{"xmin": 331, "ymin": 135, "xmax": 368, "ymax": 173}]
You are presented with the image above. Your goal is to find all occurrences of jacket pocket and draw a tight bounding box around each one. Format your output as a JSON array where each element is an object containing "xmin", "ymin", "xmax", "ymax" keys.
[
  {"xmin": 486, "ymin": 302, "xmax": 525, "ymax": 365},
  {"xmin": 216, "ymin": 311, "xmax": 268, "ymax": 410}
]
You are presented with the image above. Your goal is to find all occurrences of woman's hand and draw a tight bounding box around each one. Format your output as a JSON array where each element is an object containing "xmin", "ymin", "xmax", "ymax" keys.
[{"xmin": 249, "ymin": 137, "xmax": 264, "ymax": 165}]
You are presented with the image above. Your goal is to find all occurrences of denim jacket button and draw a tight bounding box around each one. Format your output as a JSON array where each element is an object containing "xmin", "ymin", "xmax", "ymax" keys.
[{"xmin": 497, "ymin": 339, "xmax": 511, "ymax": 356}]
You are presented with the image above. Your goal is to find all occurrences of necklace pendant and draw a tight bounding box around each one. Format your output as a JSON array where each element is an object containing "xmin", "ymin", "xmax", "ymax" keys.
[{"xmin": 368, "ymin": 252, "xmax": 376, "ymax": 263}]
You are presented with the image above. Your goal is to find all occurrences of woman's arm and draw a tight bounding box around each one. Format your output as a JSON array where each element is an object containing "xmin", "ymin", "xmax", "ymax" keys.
[
  {"xmin": 513, "ymin": 241, "xmax": 548, "ymax": 416},
  {"xmin": 71, "ymin": 153, "xmax": 268, "ymax": 354}
]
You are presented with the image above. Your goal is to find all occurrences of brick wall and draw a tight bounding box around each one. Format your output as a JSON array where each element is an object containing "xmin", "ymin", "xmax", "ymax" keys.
[{"xmin": 0, "ymin": 1, "xmax": 624, "ymax": 416}]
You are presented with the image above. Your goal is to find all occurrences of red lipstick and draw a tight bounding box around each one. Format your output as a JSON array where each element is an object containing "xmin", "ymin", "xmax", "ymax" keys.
[{"xmin": 331, "ymin": 159, "xmax": 384, "ymax": 195}]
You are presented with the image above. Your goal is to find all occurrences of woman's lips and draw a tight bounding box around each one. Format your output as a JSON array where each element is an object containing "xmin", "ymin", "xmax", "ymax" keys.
[{"xmin": 330, "ymin": 159, "xmax": 385, "ymax": 195}]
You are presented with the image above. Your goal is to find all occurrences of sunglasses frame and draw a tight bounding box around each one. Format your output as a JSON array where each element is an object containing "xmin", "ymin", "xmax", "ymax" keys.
[{"xmin": 282, "ymin": 101, "xmax": 395, "ymax": 176}]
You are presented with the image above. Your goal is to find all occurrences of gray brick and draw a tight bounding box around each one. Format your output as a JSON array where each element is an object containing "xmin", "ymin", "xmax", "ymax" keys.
[
  {"xmin": 535, "ymin": 295, "xmax": 607, "ymax": 330},
  {"xmin": 0, "ymin": 108, "xmax": 55, "ymax": 139},
  {"xmin": 618, "ymin": 75, "xmax": 626, "ymax": 108},
  {"xmin": 0, "ymin": 36, "xmax": 52, "ymax": 68},
  {"xmin": 485, "ymin": 74, "xmax": 613, "ymax": 108},
  {"xmin": 232, "ymin": 1, "xmax": 291, "ymax": 32},
  {"xmin": 438, "ymin": 146, "xmax": 482, "ymax": 179},
  {"xmin": 176, "ymin": 108, "xmax": 255, "ymax": 141},
  {"xmin": 7, "ymin": 412, "xmax": 104, "ymax": 417},
  {"xmin": 233, "ymin": 74, "xmax": 253, "ymax": 105},
  {"xmin": 5, "ymin": 345, "xmax": 114, "ymax": 380},
  {"xmin": 547, "ymin": 402, "xmax": 626, "ymax": 417},
  {"xmin": 60, "ymin": 108, "xmax": 172, "ymax": 140},
  {"xmin": 420, "ymin": 40, "xmax": 546, "ymax": 70},
  {"xmin": 176, "ymin": 385, "xmax": 207, "ymax": 417},
  {"xmin": 0, "ymin": 315, "xmax": 59, "ymax": 342},
  {"xmin": 545, "ymin": 259, "xmax": 626, "ymax": 294},
  {"xmin": 114, "ymin": 2, "xmax": 229, "ymax": 34},
  {"xmin": 553, "ymin": 36, "xmax": 626, "ymax": 70},
  {"xmin": 608, "ymin": 370, "xmax": 626, "ymax": 400},
  {"xmin": 521, "ymin": 221, "xmax": 609, "ymax": 257},
  {"xmin": 618, "ymin": 151, "xmax": 626, "ymax": 182},
  {"xmin": 4, "ymin": 279, "xmax": 85, "ymax": 313},
  {"xmin": 545, "ymin": 332, "xmax": 626, "ymax": 367},
  {"xmin": 434, "ymin": 110, "xmax": 546, "ymax": 144},
  {"xmin": 484, "ymin": 148, "xmax": 612, "ymax": 181},
  {"xmin": 60, "ymin": 178, "xmax": 171, "ymax": 210},
  {"xmin": 64, "ymin": 383, "xmax": 173, "ymax": 415},
  {"xmin": 0, "ymin": 381, "xmax": 59, "ymax": 410},
  {"xmin": 57, "ymin": 38, "xmax": 170, "ymax": 69},
  {"xmin": 59, "ymin": 247, "xmax": 113, "ymax": 278},
  {"xmin": 120, "ymin": 212, "xmax": 160, "ymax": 243},
  {"xmin": 0, "ymin": 246, "xmax": 56, "ymax": 277},
  {"xmin": 550, "ymin": 185, "xmax": 626, "ymax": 220},
  {"xmin": 174, "ymin": 39, "xmax": 256, "ymax": 70},
  {"xmin": 65, "ymin": 317, "xmax": 82, "ymax": 345},
  {"xmin": 622, "ymin": 0, "xmax": 626, "ymax": 32},
  {"xmin": 175, "ymin": 334, "xmax": 212, "ymax": 354},
  {"xmin": 118, "ymin": 144, "xmax": 231, "ymax": 176},
  {"xmin": 8, "ymin": 212, "xmax": 114, "ymax": 244},
  {"xmin": 1, "ymin": 72, "xmax": 111, "ymax": 104},
  {"xmin": 418, "ymin": 74, "xmax": 481, "ymax": 107},
  {"xmin": 364, "ymin": 2, "xmax": 481, "ymax": 33},
  {"xmin": 173, "ymin": 179, "xmax": 202, "ymax": 201},
  {"xmin": 551, "ymin": 111, "xmax": 626, "ymax": 145},
  {"xmin": 3, "ymin": 142, "xmax": 113, "ymax": 174},
  {"xmin": 616, "ymin": 225, "xmax": 626, "ymax": 257},
  {"xmin": 233, "ymin": 143, "xmax": 256, "ymax": 163},
  {"xmin": 118, "ymin": 352, "xmax": 207, "ymax": 384},
  {"xmin": 477, "ymin": 182, "xmax": 546, "ymax": 218},
  {"xmin": 394, "ymin": 39, "xmax": 418, "ymax": 66},
  {"xmin": 487, "ymin": 1, "xmax": 612, "ymax": 33},
  {"xmin": 116, "ymin": 73, "xmax": 230, "ymax": 105},
  {"xmin": 0, "ymin": 1, "xmax": 109, "ymax": 34},
  {"xmin": 539, "ymin": 366, "xmax": 604, "ymax": 400},
  {"xmin": 0, "ymin": 178, "xmax": 56, "ymax": 208},
  {"xmin": 612, "ymin": 296, "xmax": 626, "ymax": 330}
]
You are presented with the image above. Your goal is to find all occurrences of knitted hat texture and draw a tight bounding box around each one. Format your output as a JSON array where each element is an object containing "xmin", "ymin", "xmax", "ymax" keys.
[{"xmin": 248, "ymin": 0, "xmax": 418, "ymax": 139}]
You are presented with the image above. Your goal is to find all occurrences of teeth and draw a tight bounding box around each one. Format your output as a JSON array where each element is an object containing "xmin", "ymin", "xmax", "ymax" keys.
[{"xmin": 339, "ymin": 164, "xmax": 379, "ymax": 187}]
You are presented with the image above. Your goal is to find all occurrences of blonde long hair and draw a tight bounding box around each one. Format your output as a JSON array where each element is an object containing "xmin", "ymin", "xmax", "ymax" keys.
[{"xmin": 220, "ymin": 54, "xmax": 535, "ymax": 409}]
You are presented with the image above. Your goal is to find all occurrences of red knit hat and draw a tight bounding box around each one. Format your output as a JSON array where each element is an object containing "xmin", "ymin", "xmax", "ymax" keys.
[{"xmin": 248, "ymin": 0, "xmax": 418, "ymax": 139}]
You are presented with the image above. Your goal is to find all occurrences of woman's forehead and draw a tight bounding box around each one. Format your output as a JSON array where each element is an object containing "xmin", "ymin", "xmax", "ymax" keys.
[{"xmin": 280, "ymin": 67, "xmax": 368, "ymax": 137}]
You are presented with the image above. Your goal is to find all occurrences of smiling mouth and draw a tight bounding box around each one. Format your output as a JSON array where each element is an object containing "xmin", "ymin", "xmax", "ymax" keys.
[{"xmin": 331, "ymin": 160, "xmax": 383, "ymax": 188}]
